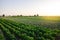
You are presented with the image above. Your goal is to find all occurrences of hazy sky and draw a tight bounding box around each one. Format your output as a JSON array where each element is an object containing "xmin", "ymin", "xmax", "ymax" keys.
[{"xmin": 0, "ymin": 0, "xmax": 60, "ymax": 16}]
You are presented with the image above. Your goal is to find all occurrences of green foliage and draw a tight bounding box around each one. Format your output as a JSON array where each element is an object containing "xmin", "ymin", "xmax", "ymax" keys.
[{"xmin": 0, "ymin": 18, "xmax": 60, "ymax": 40}]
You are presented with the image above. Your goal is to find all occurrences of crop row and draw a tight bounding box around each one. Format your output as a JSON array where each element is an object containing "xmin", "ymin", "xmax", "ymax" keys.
[{"xmin": 0, "ymin": 18, "xmax": 60, "ymax": 40}]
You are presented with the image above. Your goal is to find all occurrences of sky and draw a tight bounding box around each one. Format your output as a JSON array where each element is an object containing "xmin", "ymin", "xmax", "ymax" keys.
[{"xmin": 0, "ymin": 0, "xmax": 60, "ymax": 16}]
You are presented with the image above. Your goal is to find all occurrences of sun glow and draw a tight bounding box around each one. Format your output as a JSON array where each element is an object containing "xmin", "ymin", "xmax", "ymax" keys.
[
  {"xmin": 0, "ymin": 0, "xmax": 60, "ymax": 16},
  {"xmin": 42, "ymin": 16, "xmax": 60, "ymax": 21}
]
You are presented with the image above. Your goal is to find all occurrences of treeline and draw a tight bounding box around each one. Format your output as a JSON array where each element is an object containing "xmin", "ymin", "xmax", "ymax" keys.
[{"xmin": 0, "ymin": 14, "xmax": 39, "ymax": 17}]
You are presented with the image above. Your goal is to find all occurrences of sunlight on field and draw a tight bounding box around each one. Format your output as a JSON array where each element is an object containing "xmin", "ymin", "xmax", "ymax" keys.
[{"xmin": 42, "ymin": 16, "xmax": 60, "ymax": 21}]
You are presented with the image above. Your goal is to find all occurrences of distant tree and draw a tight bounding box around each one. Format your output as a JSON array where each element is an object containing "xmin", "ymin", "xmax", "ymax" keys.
[
  {"xmin": 20, "ymin": 15, "xmax": 22, "ymax": 16},
  {"xmin": 2, "ymin": 14, "xmax": 5, "ymax": 17},
  {"xmin": 37, "ymin": 14, "xmax": 39, "ymax": 16},
  {"xmin": 34, "ymin": 15, "xmax": 36, "ymax": 16},
  {"xmin": 34, "ymin": 14, "xmax": 39, "ymax": 16}
]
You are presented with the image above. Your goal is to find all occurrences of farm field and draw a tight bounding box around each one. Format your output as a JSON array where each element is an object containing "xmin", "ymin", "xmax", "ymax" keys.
[
  {"xmin": 3, "ymin": 16, "xmax": 60, "ymax": 29},
  {"xmin": 0, "ymin": 16, "xmax": 60, "ymax": 40}
]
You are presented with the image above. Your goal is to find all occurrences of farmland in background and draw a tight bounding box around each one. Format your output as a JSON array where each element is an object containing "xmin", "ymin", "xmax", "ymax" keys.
[
  {"xmin": 0, "ymin": 16, "xmax": 60, "ymax": 40},
  {"xmin": 3, "ymin": 16, "xmax": 60, "ymax": 29}
]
